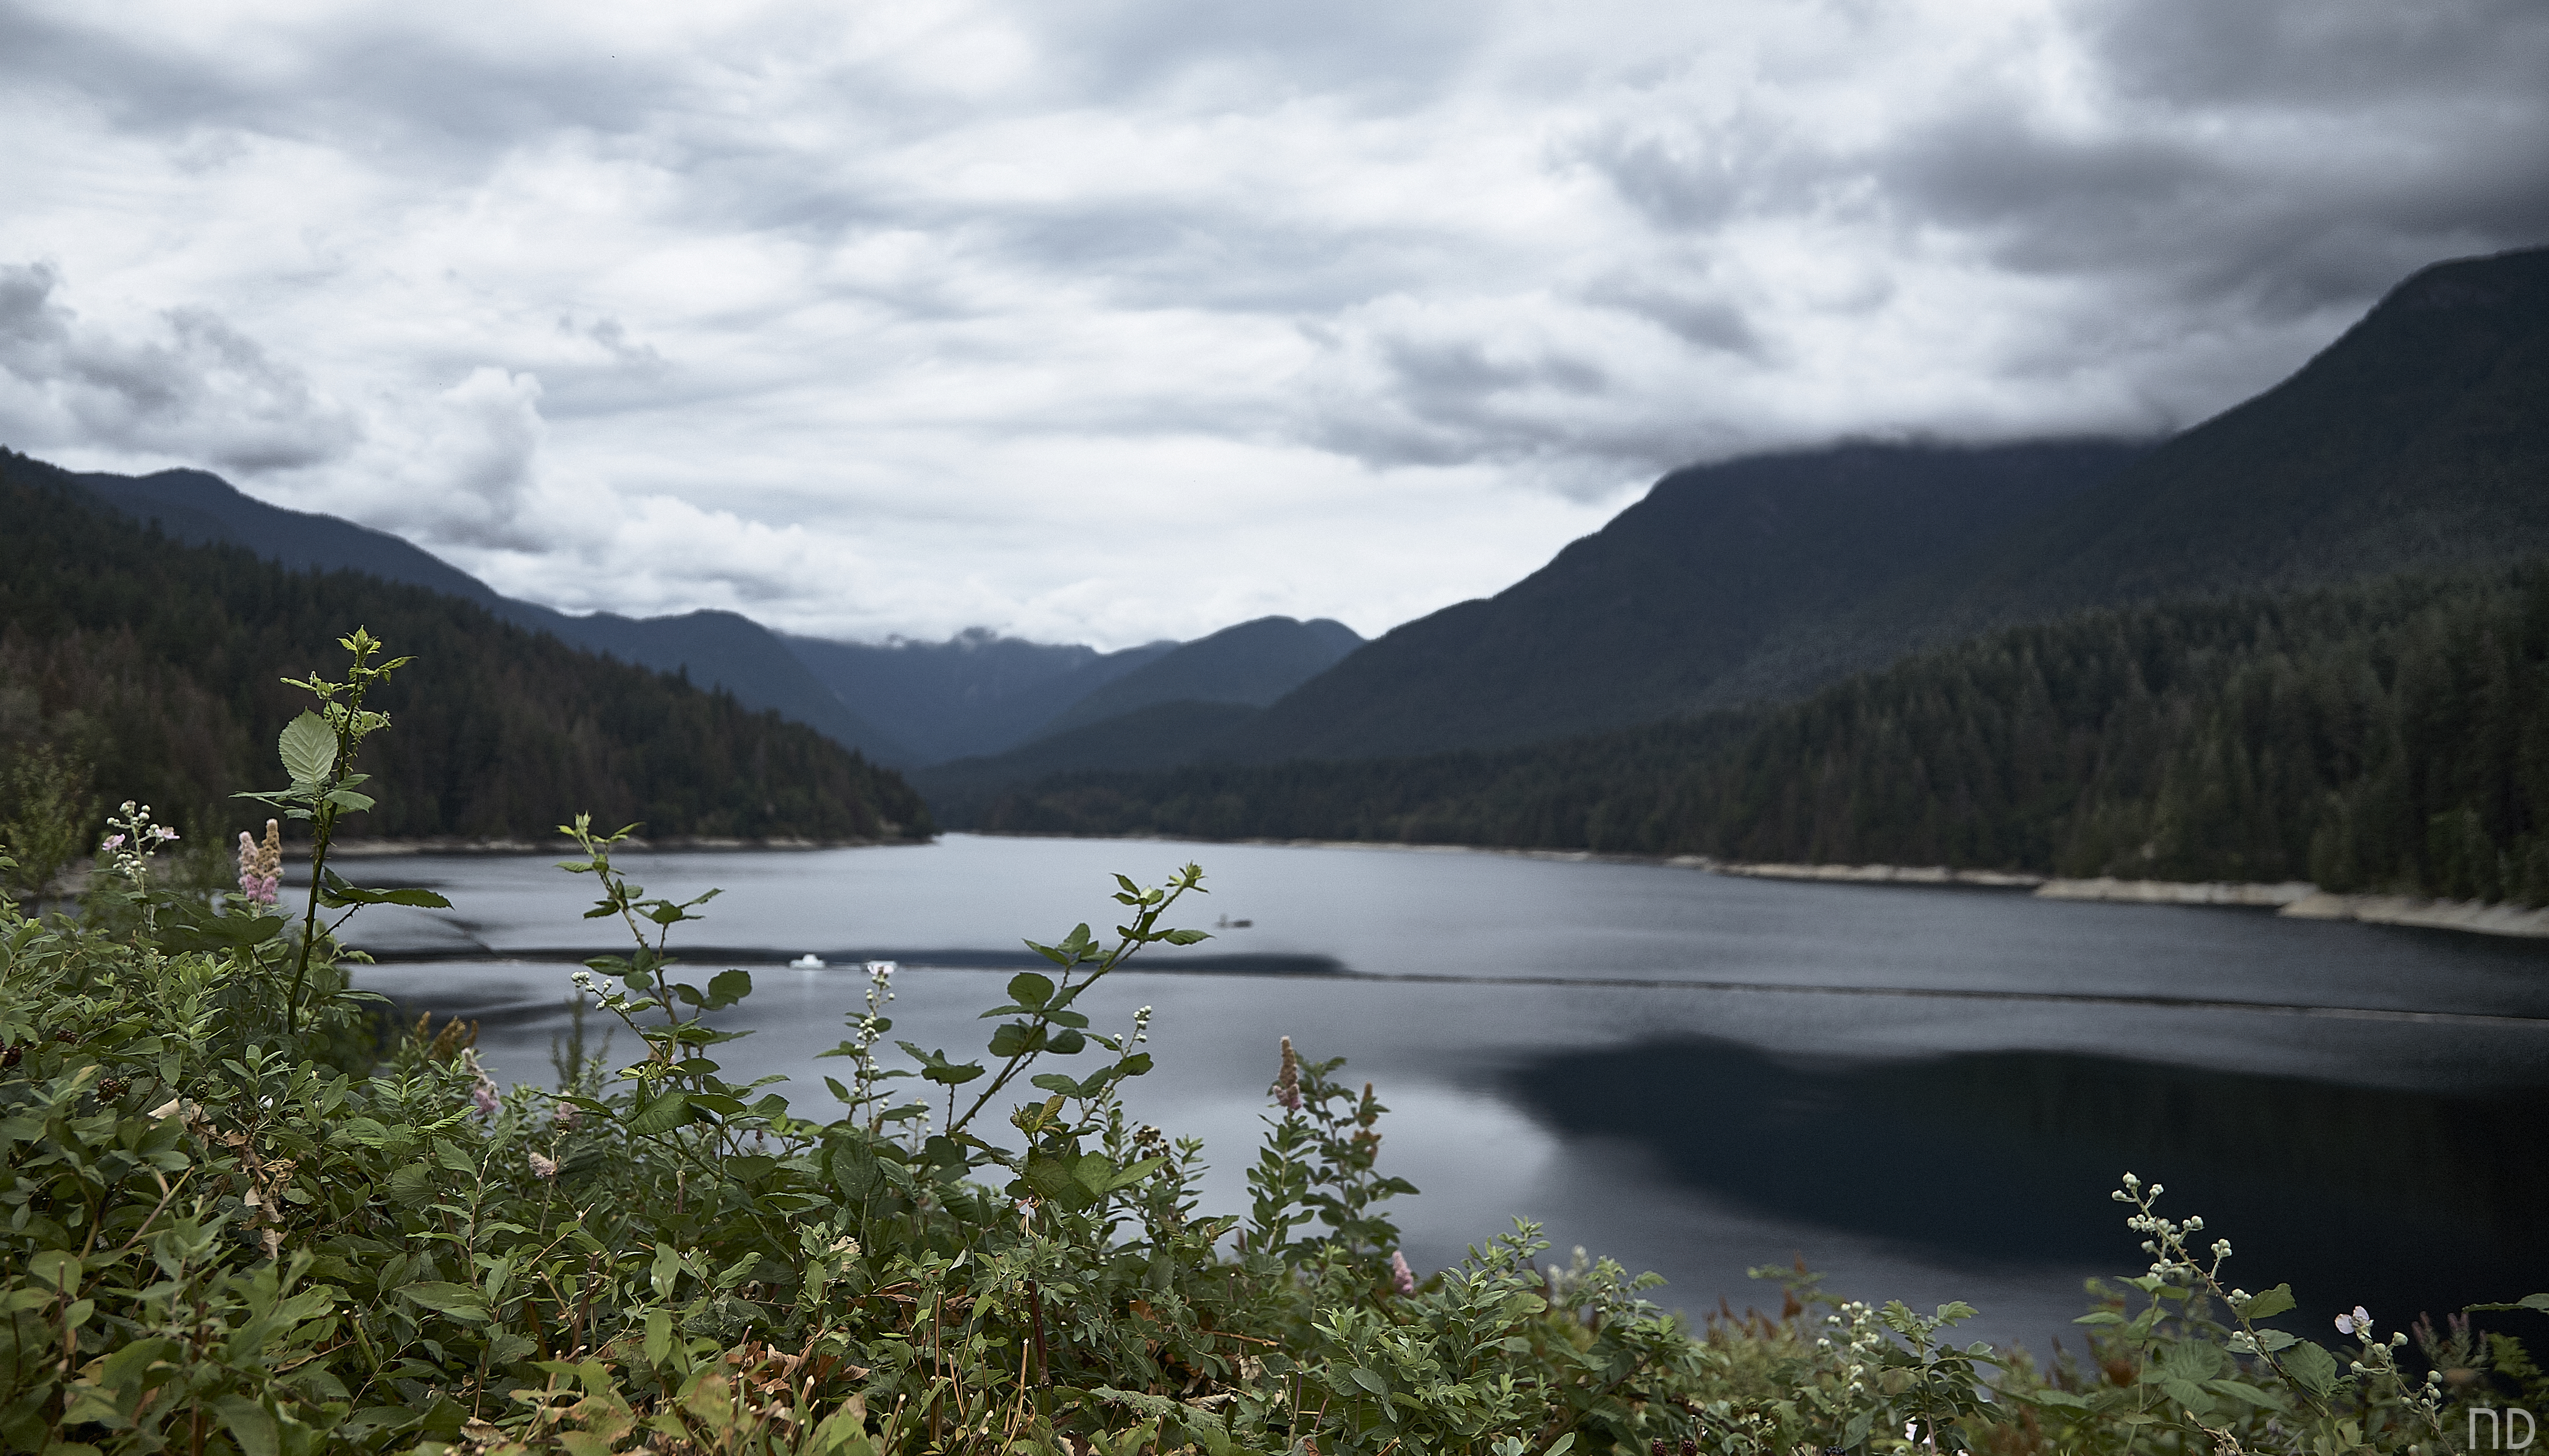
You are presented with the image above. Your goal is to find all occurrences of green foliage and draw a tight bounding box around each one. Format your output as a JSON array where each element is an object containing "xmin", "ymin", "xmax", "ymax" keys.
[
  {"xmin": 977, "ymin": 558, "xmax": 2549, "ymax": 904},
  {"xmin": 0, "ymin": 456, "xmax": 931, "ymax": 846},
  {"xmin": 3, "ymin": 629, "xmax": 2541, "ymax": 1454}
]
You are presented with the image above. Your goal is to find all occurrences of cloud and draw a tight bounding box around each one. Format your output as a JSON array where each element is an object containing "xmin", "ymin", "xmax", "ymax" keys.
[
  {"xmin": 1, "ymin": 0, "xmax": 2543, "ymax": 646},
  {"xmin": 0, "ymin": 261, "xmax": 362, "ymax": 473}
]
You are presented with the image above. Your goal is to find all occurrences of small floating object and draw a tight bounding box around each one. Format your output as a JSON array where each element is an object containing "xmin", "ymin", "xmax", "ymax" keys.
[{"xmin": 790, "ymin": 954, "xmax": 826, "ymax": 969}]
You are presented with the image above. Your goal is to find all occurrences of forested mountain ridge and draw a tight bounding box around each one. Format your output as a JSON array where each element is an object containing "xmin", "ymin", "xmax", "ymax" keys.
[
  {"xmin": 0, "ymin": 459, "xmax": 934, "ymax": 858},
  {"xmin": 1210, "ymin": 244, "xmax": 2549, "ymax": 767},
  {"xmin": 1705, "ymin": 243, "xmax": 2549, "ymax": 707},
  {"xmin": 1210, "ymin": 439, "xmax": 2150, "ymax": 763},
  {"xmin": 27, "ymin": 453, "xmax": 923, "ymax": 765},
  {"xmin": 973, "ymin": 558, "xmax": 2549, "ymax": 906}
]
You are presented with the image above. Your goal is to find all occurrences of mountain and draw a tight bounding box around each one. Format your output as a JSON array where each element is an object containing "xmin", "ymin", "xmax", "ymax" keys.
[
  {"xmin": 1706, "ymin": 242, "xmax": 2549, "ymax": 706},
  {"xmin": 1033, "ymin": 616, "xmax": 1362, "ymax": 737},
  {"xmin": 1217, "ymin": 243, "xmax": 2549, "ymax": 767},
  {"xmin": 0, "ymin": 453, "xmax": 933, "ymax": 852},
  {"xmin": 1211, "ymin": 439, "xmax": 2149, "ymax": 763},
  {"xmin": 974, "ymin": 557, "xmax": 2549, "ymax": 907},
  {"xmin": 780, "ymin": 630, "xmax": 1178, "ymax": 763},
  {"xmin": 906, "ymin": 619, "xmax": 1364, "ymax": 813},
  {"xmin": 37, "ymin": 459, "xmax": 920, "ymax": 765}
]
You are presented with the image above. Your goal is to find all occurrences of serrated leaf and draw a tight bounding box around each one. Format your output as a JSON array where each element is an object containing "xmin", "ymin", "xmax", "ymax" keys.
[
  {"xmin": 2282, "ymin": 1340, "xmax": 2338, "ymax": 1399},
  {"xmin": 2466, "ymin": 1293, "xmax": 2549, "ymax": 1312},
  {"xmin": 2241, "ymin": 1283, "xmax": 2296, "ymax": 1319},
  {"xmin": 626, "ymin": 1091, "xmax": 693, "ymax": 1136},
  {"xmin": 278, "ymin": 712, "xmax": 336, "ymax": 784}
]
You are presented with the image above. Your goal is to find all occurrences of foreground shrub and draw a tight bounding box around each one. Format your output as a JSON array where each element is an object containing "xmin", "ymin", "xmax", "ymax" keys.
[{"xmin": 2, "ymin": 631, "xmax": 2541, "ymax": 1454}]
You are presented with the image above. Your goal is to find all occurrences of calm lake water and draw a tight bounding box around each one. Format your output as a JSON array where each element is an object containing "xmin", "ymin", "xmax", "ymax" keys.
[{"xmin": 338, "ymin": 833, "xmax": 2549, "ymax": 1351}]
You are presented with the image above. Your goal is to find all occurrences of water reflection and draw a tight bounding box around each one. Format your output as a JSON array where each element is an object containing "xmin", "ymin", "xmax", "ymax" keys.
[{"xmin": 1509, "ymin": 1038, "xmax": 2549, "ymax": 1324}]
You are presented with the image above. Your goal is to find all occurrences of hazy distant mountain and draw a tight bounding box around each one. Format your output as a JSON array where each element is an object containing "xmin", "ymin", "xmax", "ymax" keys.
[
  {"xmin": 781, "ymin": 630, "xmax": 1177, "ymax": 763},
  {"xmin": 43, "ymin": 462, "xmax": 920, "ymax": 765},
  {"xmin": 1210, "ymin": 439, "xmax": 2149, "ymax": 763},
  {"xmin": 914, "ymin": 700, "xmax": 1262, "ymax": 818},
  {"xmin": 905, "ymin": 616, "xmax": 1365, "ymax": 811},
  {"xmin": 1034, "ymin": 616, "xmax": 1362, "ymax": 738}
]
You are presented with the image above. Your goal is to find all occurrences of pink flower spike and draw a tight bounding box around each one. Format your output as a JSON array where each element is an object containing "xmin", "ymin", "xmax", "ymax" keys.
[
  {"xmin": 1389, "ymin": 1249, "xmax": 1416, "ymax": 1296},
  {"xmin": 528, "ymin": 1151, "xmax": 558, "ymax": 1181},
  {"xmin": 472, "ymin": 1079, "xmax": 500, "ymax": 1116}
]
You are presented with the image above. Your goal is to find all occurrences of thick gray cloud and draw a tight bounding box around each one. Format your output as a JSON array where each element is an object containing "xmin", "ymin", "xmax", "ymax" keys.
[
  {"xmin": 0, "ymin": 262, "xmax": 361, "ymax": 472},
  {"xmin": 1, "ymin": 0, "xmax": 2543, "ymax": 645}
]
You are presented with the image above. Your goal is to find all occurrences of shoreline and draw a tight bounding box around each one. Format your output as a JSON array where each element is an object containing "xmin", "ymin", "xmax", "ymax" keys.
[
  {"xmin": 322, "ymin": 834, "xmax": 930, "ymax": 857},
  {"xmin": 959, "ymin": 831, "xmax": 2549, "ymax": 942}
]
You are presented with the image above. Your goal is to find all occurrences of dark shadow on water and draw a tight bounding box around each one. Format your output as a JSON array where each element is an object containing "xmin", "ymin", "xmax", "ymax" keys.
[{"xmin": 1507, "ymin": 1038, "xmax": 2549, "ymax": 1326}]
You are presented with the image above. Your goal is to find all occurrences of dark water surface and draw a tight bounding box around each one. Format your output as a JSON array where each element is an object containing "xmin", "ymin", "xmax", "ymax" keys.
[{"xmin": 339, "ymin": 834, "xmax": 2549, "ymax": 1350}]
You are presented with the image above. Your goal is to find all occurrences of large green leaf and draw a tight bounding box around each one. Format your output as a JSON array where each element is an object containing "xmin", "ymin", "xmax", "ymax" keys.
[
  {"xmin": 401, "ymin": 1282, "xmax": 492, "ymax": 1322},
  {"xmin": 2241, "ymin": 1283, "xmax": 2296, "ymax": 1319},
  {"xmin": 626, "ymin": 1091, "xmax": 693, "ymax": 1136},
  {"xmin": 278, "ymin": 711, "xmax": 336, "ymax": 785},
  {"xmin": 2281, "ymin": 1340, "xmax": 2338, "ymax": 1399}
]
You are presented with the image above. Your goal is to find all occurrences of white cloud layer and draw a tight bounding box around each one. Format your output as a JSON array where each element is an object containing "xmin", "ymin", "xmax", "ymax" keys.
[{"xmin": 2, "ymin": 0, "xmax": 2544, "ymax": 645}]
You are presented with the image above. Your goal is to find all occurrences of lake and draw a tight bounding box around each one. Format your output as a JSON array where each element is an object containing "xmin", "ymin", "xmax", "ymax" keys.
[{"xmin": 338, "ymin": 833, "xmax": 2549, "ymax": 1352}]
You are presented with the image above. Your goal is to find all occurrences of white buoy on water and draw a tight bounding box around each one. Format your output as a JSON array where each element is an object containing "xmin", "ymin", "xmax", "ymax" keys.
[{"xmin": 790, "ymin": 954, "xmax": 826, "ymax": 969}]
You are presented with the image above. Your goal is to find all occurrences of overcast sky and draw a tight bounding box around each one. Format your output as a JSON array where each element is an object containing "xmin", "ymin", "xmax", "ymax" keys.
[{"xmin": 5, "ymin": 0, "xmax": 2545, "ymax": 647}]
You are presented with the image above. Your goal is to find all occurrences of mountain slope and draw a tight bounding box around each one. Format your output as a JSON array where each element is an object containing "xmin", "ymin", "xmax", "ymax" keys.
[
  {"xmin": 34, "ymin": 458, "xmax": 919, "ymax": 765},
  {"xmin": 975, "ymin": 558, "xmax": 2549, "ymax": 906},
  {"xmin": 1035, "ymin": 616, "xmax": 1362, "ymax": 738},
  {"xmin": 1216, "ymin": 439, "xmax": 2148, "ymax": 762},
  {"xmin": 781, "ymin": 630, "xmax": 1178, "ymax": 763},
  {"xmin": 1709, "ymin": 243, "xmax": 2549, "ymax": 705},
  {"xmin": 0, "ymin": 455, "xmax": 934, "ymax": 844}
]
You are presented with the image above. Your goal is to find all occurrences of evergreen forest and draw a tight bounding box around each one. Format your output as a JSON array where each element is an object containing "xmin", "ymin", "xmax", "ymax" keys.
[
  {"xmin": 972, "ymin": 560, "xmax": 2549, "ymax": 906},
  {"xmin": 0, "ymin": 460, "xmax": 933, "ymax": 884}
]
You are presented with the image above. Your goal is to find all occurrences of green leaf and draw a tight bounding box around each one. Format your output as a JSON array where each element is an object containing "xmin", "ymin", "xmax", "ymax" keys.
[
  {"xmin": 2073, "ymin": 1311, "xmax": 2126, "ymax": 1326},
  {"xmin": 318, "ymin": 868, "xmax": 452, "ymax": 909},
  {"xmin": 2242, "ymin": 1283, "xmax": 2296, "ymax": 1319},
  {"xmin": 1047, "ymin": 1028, "xmax": 1086, "ymax": 1055},
  {"xmin": 386, "ymin": 1164, "xmax": 433, "ymax": 1207},
  {"xmin": 2282, "ymin": 1340, "xmax": 2338, "ymax": 1399},
  {"xmin": 1162, "ymin": 928, "xmax": 1211, "ymax": 945},
  {"xmin": 987, "ymin": 1022, "xmax": 1046, "ymax": 1059},
  {"xmin": 1007, "ymin": 972, "xmax": 1055, "ymax": 1009},
  {"xmin": 2247, "ymin": 1329, "xmax": 2298, "ymax": 1353},
  {"xmin": 278, "ymin": 712, "xmax": 336, "ymax": 784},
  {"xmin": 1349, "ymin": 1366, "xmax": 1389, "ymax": 1396},
  {"xmin": 1031, "ymin": 1074, "xmax": 1083, "ymax": 1096},
  {"xmin": 2466, "ymin": 1293, "xmax": 2549, "ymax": 1312},
  {"xmin": 626, "ymin": 1091, "xmax": 693, "ymax": 1136},
  {"xmin": 155, "ymin": 900, "xmax": 289, "ymax": 951},
  {"xmin": 2206, "ymin": 1380, "xmax": 2287, "ymax": 1410},
  {"xmin": 898, "ymin": 1042, "xmax": 986, "ymax": 1086},
  {"xmin": 216, "ymin": 1395, "xmax": 281, "ymax": 1456},
  {"xmin": 401, "ymin": 1282, "xmax": 492, "ymax": 1322},
  {"xmin": 705, "ymin": 969, "xmax": 753, "ymax": 1008}
]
